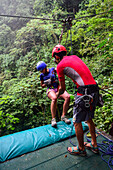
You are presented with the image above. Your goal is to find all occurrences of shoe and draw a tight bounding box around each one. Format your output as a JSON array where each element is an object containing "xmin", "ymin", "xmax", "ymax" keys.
[
  {"xmin": 67, "ymin": 146, "xmax": 87, "ymax": 156},
  {"xmin": 51, "ymin": 118, "xmax": 57, "ymax": 127},
  {"xmin": 84, "ymin": 142, "xmax": 99, "ymax": 154},
  {"xmin": 61, "ymin": 116, "xmax": 71, "ymax": 124}
]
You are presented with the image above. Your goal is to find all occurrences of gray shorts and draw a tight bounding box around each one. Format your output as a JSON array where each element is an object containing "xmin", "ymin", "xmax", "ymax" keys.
[{"xmin": 73, "ymin": 92, "xmax": 98, "ymax": 123}]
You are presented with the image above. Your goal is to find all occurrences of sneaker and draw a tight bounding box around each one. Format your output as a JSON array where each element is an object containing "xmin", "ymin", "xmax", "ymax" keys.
[
  {"xmin": 51, "ymin": 118, "xmax": 57, "ymax": 127},
  {"xmin": 61, "ymin": 116, "xmax": 71, "ymax": 124}
]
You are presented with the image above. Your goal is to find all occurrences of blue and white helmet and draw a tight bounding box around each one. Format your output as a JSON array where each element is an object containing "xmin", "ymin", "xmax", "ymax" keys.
[{"xmin": 36, "ymin": 61, "xmax": 47, "ymax": 71}]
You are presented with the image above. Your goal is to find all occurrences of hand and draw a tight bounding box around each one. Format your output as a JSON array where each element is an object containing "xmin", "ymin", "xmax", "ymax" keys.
[
  {"xmin": 55, "ymin": 79, "xmax": 59, "ymax": 84},
  {"xmin": 56, "ymin": 89, "xmax": 64, "ymax": 98},
  {"xmin": 44, "ymin": 79, "xmax": 51, "ymax": 86}
]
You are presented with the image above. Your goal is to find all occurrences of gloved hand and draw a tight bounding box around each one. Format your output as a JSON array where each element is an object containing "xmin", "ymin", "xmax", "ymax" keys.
[{"xmin": 44, "ymin": 79, "xmax": 51, "ymax": 86}]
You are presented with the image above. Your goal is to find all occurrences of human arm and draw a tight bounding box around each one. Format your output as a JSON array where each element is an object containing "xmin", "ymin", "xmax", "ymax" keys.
[
  {"xmin": 40, "ymin": 72, "xmax": 51, "ymax": 88},
  {"xmin": 41, "ymin": 79, "xmax": 51, "ymax": 88},
  {"xmin": 41, "ymin": 80, "xmax": 46, "ymax": 88},
  {"xmin": 56, "ymin": 62, "xmax": 66, "ymax": 97},
  {"xmin": 56, "ymin": 80, "xmax": 66, "ymax": 98}
]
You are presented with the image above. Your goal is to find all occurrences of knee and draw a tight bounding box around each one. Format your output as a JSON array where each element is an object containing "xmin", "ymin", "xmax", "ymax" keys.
[
  {"xmin": 52, "ymin": 96, "xmax": 57, "ymax": 103},
  {"xmin": 86, "ymin": 119, "xmax": 95, "ymax": 127},
  {"xmin": 74, "ymin": 122, "xmax": 82, "ymax": 128},
  {"xmin": 86, "ymin": 119, "xmax": 94, "ymax": 125},
  {"xmin": 65, "ymin": 94, "xmax": 70, "ymax": 102}
]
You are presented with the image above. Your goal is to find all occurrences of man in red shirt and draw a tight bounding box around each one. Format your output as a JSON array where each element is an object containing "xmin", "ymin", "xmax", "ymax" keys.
[{"xmin": 52, "ymin": 44, "xmax": 99, "ymax": 156}]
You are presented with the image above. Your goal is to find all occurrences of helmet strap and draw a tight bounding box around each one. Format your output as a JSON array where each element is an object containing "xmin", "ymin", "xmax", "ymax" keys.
[{"xmin": 54, "ymin": 55, "xmax": 61, "ymax": 64}]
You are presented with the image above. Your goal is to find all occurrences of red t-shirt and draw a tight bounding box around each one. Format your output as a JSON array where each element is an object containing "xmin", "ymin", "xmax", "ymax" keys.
[{"xmin": 56, "ymin": 55, "xmax": 96, "ymax": 88}]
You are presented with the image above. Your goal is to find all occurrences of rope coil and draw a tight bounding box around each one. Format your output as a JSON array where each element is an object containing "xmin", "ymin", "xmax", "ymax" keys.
[{"xmin": 86, "ymin": 131, "xmax": 113, "ymax": 170}]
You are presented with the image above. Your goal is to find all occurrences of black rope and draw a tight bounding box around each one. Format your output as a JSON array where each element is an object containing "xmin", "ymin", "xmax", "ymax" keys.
[
  {"xmin": 1, "ymin": 11, "xmax": 112, "ymax": 97},
  {"xmin": 99, "ymin": 87, "xmax": 113, "ymax": 96},
  {"xmin": 93, "ymin": 72, "xmax": 113, "ymax": 96},
  {"xmin": 0, "ymin": 10, "xmax": 112, "ymax": 22},
  {"xmin": 68, "ymin": 17, "xmax": 73, "ymax": 55},
  {"xmin": 65, "ymin": 31, "xmax": 68, "ymax": 47},
  {"xmin": 59, "ymin": 19, "xmax": 66, "ymax": 44},
  {"xmin": 0, "ymin": 14, "xmax": 60, "ymax": 21},
  {"xmin": 73, "ymin": 10, "xmax": 113, "ymax": 21}
]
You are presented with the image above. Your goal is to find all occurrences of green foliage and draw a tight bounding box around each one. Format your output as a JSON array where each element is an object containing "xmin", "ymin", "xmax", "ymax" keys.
[
  {"xmin": 0, "ymin": 96, "xmax": 20, "ymax": 135},
  {"xmin": 0, "ymin": 74, "xmax": 52, "ymax": 136},
  {"xmin": 0, "ymin": 0, "xmax": 35, "ymax": 30},
  {"xmin": 0, "ymin": 0, "xmax": 113, "ymax": 136},
  {"xmin": 33, "ymin": 0, "xmax": 83, "ymax": 16},
  {"xmin": 0, "ymin": 24, "xmax": 15, "ymax": 54},
  {"xmin": 34, "ymin": 0, "xmax": 54, "ymax": 15},
  {"xmin": 94, "ymin": 93, "xmax": 113, "ymax": 132}
]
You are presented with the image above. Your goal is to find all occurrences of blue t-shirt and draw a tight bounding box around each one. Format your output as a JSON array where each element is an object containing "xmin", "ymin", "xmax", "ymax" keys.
[{"xmin": 40, "ymin": 67, "xmax": 58, "ymax": 88}]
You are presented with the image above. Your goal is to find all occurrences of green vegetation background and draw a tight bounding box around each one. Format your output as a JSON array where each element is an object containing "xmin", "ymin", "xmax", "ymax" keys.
[{"xmin": 0, "ymin": 0, "xmax": 113, "ymax": 136}]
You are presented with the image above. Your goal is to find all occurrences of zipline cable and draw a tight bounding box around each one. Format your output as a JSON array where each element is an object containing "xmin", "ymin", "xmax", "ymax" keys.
[
  {"xmin": 0, "ymin": 14, "xmax": 60, "ymax": 21},
  {"xmin": 73, "ymin": 10, "xmax": 113, "ymax": 20},
  {"xmin": 1, "ymin": 11, "xmax": 112, "ymax": 96},
  {"xmin": 0, "ymin": 9, "xmax": 112, "ymax": 22}
]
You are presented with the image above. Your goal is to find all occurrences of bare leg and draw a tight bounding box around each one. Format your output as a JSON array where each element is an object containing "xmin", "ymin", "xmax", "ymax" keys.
[
  {"xmin": 60, "ymin": 91, "xmax": 70, "ymax": 117},
  {"xmin": 74, "ymin": 122, "xmax": 84, "ymax": 149},
  {"xmin": 68, "ymin": 122, "xmax": 85, "ymax": 152},
  {"xmin": 47, "ymin": 91, "xmax": 57, "ymax": 119},
  {"xmin": 86, "ymin": 119, "xmax": 97, "ymax": 147}
]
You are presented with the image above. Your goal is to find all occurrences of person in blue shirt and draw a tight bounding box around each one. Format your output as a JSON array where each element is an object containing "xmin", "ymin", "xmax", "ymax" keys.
[{"xmin": 36, "ymin": 61, "xmax": 71, "ymax": 127}]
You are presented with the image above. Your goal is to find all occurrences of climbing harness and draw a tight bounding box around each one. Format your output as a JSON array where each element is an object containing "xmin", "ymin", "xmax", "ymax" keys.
[
  {"xmin": 78, "ymin": 88, "xmax": 93, "ymax": 108},
  {"xmin": 76, "ymin": 84, "xmax": 99, "ymax": 111},
  {"xmin": 43, "ymin": 69, "xmax": 59, "ymax": 88},
  {"xmin": 44, "ymin": 78, "xmax": 51, "ymax": 87}
]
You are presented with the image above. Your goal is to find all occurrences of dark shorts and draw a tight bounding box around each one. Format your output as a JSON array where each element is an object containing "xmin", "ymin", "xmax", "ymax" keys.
[{"xmin": 73, "ymin": 91, "xmax": 98, "ymax": 123}]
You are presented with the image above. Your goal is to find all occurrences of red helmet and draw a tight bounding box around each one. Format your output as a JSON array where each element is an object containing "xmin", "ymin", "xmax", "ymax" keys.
[{"xmin": 52, "ymin": 44, "xmax": 67, "ymax": 57}]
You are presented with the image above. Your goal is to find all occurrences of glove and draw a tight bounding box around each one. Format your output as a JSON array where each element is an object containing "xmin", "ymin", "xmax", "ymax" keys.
[{"xmin": 44, "ymin": 79, "xmax": 51, "ymax": 86}]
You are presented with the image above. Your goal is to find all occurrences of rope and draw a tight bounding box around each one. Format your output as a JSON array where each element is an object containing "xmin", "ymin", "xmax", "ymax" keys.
[
  {"xmin": 59, "ymin": 19, "xmax": 66, "ymax": 44},
  {"xmin": 69, "ymin": 125, "xmax": 113, "ymax": 169},
  {"xmin": 65, "ymin": 31, "xmax": 68, "ymax": 47},
  {"xmin": 85, "ymin": 131, "xmax": 113, "ymax": 170},
  {"xmin": 66, "ymin": 17, "xmax": 77, "ymax": 94},
  {"xmin": 0, "ymin": 9, "xmax": 112, "ymax": 21},
  {"xmin": 73, "ymin": 10, "xmax": 113, "ymax": 21},
  {"xmin": 68, "ymin": 17, "xmax": 73, "ymax": 55},
  {"xmin": 69, "ymin": 123, "xmax": 77, "ymax": 146},
  {"xmin": 0, "ymin": 14, "xmax": 60, "ymax": 21},
  {"xmin": 99, "ymin": 87, "xmax": 113, "ymax": 96},
  {"xmin": 1, "ymin": 12, "xmax": 112, "ymax": 97}
]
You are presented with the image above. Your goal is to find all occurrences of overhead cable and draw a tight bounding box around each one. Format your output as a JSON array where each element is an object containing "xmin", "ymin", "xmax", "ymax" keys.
[
  {"xmin": 73, "ymin": 10, "xmax": 113, "ymax": 20},
  {"xmin": 0, "ymin": 9, "xmax": 112, "ymax": 22},
  {"xmin": 0, "ymin": 14, "xmax": 60, "ymax": 21}
]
